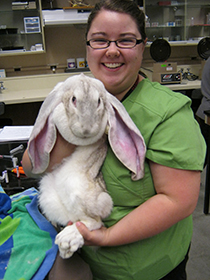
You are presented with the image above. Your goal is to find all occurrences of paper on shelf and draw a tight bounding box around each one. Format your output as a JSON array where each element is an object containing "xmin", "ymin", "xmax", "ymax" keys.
[{"xmin": 0, "ymin": 126, "xmax": 33, "ymax": 142}]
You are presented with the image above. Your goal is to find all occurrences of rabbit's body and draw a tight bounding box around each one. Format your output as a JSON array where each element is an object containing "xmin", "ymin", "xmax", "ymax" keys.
[
  {"xmin": 28, "ymin": 74, "xmax": 146, "ymax": 259},
  {"xmin": 39, "ymin": 135, "xmax": 112, "ymax": 229},
  {"xmin": 39, "ymin": 135, "xmax": 112, "ymax": 258}
]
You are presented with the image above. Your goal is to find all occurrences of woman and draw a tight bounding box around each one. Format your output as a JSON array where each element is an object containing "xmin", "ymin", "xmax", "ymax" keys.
[
  {"xmin": 196, "ymin": 56, "xmax": 210, "ymax": 167},
  {"xmin": 22, "ymin": 1, "xmax": 206, "ymax": 279}
]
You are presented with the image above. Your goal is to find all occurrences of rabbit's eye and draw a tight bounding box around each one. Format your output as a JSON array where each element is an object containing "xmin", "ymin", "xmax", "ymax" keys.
[
  {"xmin": 72, "ymin": 96, "xmax": 77, "ymax": 106},
  {"xmin": 98, "ymin": 98, "xmax": 101, "ymax": 107}
]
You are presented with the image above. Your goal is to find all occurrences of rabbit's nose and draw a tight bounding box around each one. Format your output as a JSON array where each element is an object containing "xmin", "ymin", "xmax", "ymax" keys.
[{"xmin": 83, "ymin": 129, "xmax": 91, "ymax": 136}]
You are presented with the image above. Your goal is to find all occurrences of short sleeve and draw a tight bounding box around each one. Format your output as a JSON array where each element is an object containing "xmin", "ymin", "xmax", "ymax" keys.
[{"xmin": 146, "ymin": 102, "xmax": 206, "ymax": 171}]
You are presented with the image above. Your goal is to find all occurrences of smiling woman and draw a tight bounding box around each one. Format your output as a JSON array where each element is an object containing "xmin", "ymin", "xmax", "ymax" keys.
[
  {"xmin": 85, "ymin": 5, "xmax": 147, "ymax": 100},
  {"xmin": 77, "ymin": 1, "xmax": 205, "ymax": 279}
]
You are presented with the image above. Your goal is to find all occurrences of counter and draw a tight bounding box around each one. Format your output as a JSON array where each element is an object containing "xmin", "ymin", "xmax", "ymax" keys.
[
  {"xmin": 0, "ymin": 72, "xmax": 93, "ymax": 105},
  {"xmin": 142, "ymin": 63, "xmax": 201, "ymax": 91},
  {"xmin": 0, "ymin": 69, "xmax": 202, "ymax": 126},
  {"xmin": 164, "ymin": 79, "xmax": 201, "ymax": 91},
  {"xmin": 0, "ymin": 68, "xmax": 201, "ymax": 105}
]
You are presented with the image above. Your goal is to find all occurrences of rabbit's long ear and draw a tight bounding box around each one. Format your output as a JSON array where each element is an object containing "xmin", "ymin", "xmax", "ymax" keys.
[
  {"xmin": 28, "ymin": 82, "xmax": 64, "ymax": 174},
  {"xmin": 106, "ymin": 93, "xmax": 146, "ymax": 181}
]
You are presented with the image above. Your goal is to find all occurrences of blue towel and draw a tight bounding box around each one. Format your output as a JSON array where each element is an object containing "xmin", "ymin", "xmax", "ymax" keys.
[{"xmin": 0, "ymin": 186, "xmax": 58, "ymax": 280}]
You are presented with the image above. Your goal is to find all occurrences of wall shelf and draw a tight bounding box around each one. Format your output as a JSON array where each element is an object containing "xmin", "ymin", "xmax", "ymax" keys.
[
  {"xmin": 145, "ymin": 0, "xmax": 210, "ymax": 44},
  {"xmin": 0, "ymin": 0, "xmax": 45, "ymax": 56},
  {"xmin": 42, "ymin": 9, "xmax": 91, "ymax": 26}
]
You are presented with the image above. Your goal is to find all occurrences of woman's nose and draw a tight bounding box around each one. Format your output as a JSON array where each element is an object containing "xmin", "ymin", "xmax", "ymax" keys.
[{"xmin": 106, "ymin": 42, "xmax": 120, "ymax": 57}]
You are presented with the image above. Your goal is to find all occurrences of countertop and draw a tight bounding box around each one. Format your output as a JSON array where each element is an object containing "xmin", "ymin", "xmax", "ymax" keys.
[
  {"xmin": 0, "ymin": 68, "xmax": 201, "ymax": 105},
  {"xmin": 0, "ymin": 72, "xmax": 93, "ymax": 105}
]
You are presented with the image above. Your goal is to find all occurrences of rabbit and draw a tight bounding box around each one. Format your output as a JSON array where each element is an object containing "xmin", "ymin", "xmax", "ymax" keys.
[{"xmin": 27, "ymin": 73, "xmax": 146, "ymax": 259}]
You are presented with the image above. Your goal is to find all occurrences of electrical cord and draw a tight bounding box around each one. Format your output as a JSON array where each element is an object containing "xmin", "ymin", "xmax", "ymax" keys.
[
  {"xmin": 184, "ymin": 72, "xmax": 198, "ymax": 81},
  {"xmin": 178, "ymin": 68, "xmax": 198, "ymax": 81}
]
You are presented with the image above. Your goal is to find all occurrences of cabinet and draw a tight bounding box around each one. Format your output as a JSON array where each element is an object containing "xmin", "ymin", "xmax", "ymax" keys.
[
  {"xmin": 0, "ymin": 0, "xmax": 45, "ymax": 56},
  {"xmin": 144, "ymin": 0, "xmax": 210, "ymax": 44}
]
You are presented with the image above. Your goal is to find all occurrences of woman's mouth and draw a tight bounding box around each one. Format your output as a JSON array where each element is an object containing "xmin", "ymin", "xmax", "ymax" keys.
[{"xmin": 103, "ymin": 63, "xmax": 123, "ymax": 69}]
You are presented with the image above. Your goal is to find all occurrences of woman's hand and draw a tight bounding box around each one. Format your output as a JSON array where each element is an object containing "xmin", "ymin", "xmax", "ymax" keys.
[{"xmin": 76, "ymin": 222, "xmax": 110, "ymax": 247}]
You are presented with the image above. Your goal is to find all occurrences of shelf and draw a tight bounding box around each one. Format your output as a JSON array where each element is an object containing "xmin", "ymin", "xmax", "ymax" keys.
[
  {"xmin": 0, "ymin": 32, "xmax": 42, "ymax": 36},
  {"xmin": 146, "ymin": 25, "xmax": 184, "ymax": 28},
  {"xmin": 145, "ymin": 0, "xmax": 210, "ymax": 44},
  {"xmin": 146, "ymin": 3, "xmax": 185, "ymax": 8},
  {"xmin": 193, "ymin": 24, "xmax": 210, "ymax": 27},
  {"xmin": 42, "ymin": 9, "xmax": 91, "ymax": 26},
  {"xmin": 186, "ymin": 4, "xmax": 210, "ymax": 8},
  {"xmin": 146, "ymin": 40, "xmax": 201, "ymax": 45},
  {"xmin": 63, "ymin": 6, "xmax": 94, "ymax": 10},
  {"xmin": 0, "ymin": 9, "xmax": 40, "ymax": 14},
  {"xmin": 0, "ymin": 49, "xmax": 44, "ymax": 56},
  {"xmin": 0, "ymin": 0, "xmax": 45, "ymax": 56},
  {"xmin": 146, "ymin": 24, "xmax": 210, "ymax": 28}
]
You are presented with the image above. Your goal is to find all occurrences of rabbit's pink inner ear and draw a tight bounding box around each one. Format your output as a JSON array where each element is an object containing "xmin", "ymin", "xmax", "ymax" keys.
[
  {"xmin": 108, "ymin": 109, "xmax": 145, "ymax": 180},
  {"xmin": 109, "ymin": 114, "xmax": 138, "ymax": 167},
  {"xmin": 28, "ymin": 115, "xmax": 57, "ymax": 174}
]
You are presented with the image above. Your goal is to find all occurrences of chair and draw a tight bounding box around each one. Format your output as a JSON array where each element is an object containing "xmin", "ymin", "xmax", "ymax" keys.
[{"xmin": 0, "ymin": 102, "xmax": 12, "ymax": 128}]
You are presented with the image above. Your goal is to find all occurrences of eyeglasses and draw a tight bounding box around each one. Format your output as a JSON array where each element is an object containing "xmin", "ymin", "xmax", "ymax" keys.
[{"xmin": 86, "ymin": 38, "xmax": 144, "ymax": 49}]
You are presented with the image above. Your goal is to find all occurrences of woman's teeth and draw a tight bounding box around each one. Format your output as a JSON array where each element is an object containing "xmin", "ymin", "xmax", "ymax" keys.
[{"xmin": 104, "ymin": 63, "xmax": 122, "ymax": 69}]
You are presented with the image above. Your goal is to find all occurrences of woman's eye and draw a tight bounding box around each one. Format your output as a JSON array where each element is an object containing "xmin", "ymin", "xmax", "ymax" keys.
[
  {"xmin": 119, "ymin": 39, "xmax": 134, "ymax": 44},
  {"xmin": 93, "ymin": 39, "xmax": 107, "ymax": 45}
]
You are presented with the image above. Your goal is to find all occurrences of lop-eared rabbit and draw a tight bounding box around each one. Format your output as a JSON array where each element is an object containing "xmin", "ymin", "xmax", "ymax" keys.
[{"xmin": 28, "ymin": 74, "xmax": 146, "ymax": 258}]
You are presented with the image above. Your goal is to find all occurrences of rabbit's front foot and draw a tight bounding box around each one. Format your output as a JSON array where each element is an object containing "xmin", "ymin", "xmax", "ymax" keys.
[{"xmin": 55, "ymin": 223, "xmax": 84, "ymax": 258}]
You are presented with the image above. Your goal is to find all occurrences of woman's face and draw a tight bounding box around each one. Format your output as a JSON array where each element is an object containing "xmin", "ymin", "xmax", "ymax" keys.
[{"xmin": 86, "ymin": 10, "xmax": 146, "ymax": 99}]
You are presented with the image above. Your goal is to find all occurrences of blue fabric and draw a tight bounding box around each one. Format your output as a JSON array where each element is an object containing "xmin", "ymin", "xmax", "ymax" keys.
[{"xmin": 0, "ymin": 186, "xmax": 58, "ymax": 280}]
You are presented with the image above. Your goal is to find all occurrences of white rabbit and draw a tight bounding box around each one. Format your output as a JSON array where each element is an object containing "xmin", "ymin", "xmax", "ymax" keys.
[{"xmin": 27, "ymin": 73, "xmax": 146, "ymax": 259}]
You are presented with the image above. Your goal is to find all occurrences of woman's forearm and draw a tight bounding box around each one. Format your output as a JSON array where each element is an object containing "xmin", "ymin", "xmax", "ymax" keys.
[
  {"xmin": 77, "ymin": 166, "xmax": 200, "ymax": 247},
  {"xmin": 102, "ymin": 193, "xmax": 191, "ymax": 246}
]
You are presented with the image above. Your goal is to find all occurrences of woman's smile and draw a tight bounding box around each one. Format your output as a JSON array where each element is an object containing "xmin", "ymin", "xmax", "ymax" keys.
[{"xmin": 103, "ymin": 62, "xmax": 124, "ymax": 69}]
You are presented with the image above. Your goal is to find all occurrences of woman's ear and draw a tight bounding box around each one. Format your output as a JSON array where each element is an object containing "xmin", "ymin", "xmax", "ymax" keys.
[{"xmin": 142, "ymin": 38, "xmax": 147, "ymax": 53}]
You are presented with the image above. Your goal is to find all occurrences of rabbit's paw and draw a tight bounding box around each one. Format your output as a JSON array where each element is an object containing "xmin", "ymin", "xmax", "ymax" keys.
[
  {"xmin": 97, "ymin": 192, "xmax": 113, "ymax": 219},
  {"xmin": 55, "ymin": 223, "xmax": 84, "ymax": 259}
]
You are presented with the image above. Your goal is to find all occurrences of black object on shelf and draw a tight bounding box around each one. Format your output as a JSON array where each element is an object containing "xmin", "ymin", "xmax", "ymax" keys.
[
  {"xmin": 150, "ymin": 38, "xmax": 171, "ymax": 62},
  {"xmin": 1, "ymin": 46, "xmax": 24, "ymax": 51},
  {"xmin": 0, "ymin": 28, "xmax": 18, "ymax": 35},
  {"xmin": 197, "ymin": 37, "xmax": 210, "ymax": 60}
]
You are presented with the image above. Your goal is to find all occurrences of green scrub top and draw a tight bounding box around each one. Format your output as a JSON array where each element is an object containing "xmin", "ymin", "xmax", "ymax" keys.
[{"xmin": 81, "ymin": 78, "xmax": 206, "ymax": 280}]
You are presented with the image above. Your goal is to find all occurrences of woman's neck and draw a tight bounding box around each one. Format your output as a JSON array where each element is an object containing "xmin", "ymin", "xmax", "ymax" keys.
[{"xmin": 115, "ymin": 74, "xmax": 142, "ymax": 102}]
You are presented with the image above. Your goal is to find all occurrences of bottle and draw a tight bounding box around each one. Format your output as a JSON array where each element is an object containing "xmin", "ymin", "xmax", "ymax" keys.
[
  {"xmin": 145, "ymin": 15, "xmax": 150, "ymax": 27},
  {"xmin": 206, "ymin": 13, "xmax": 210, "ymax": 25}
]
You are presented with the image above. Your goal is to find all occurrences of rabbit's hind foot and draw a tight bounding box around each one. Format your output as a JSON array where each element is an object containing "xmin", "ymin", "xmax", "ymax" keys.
[{"xmin": 55, "ymin": 223, "xmax": 84, "ymax": 259}]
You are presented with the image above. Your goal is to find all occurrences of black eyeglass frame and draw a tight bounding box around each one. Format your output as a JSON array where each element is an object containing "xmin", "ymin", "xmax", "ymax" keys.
[{"xmin": 86, "ymin": 38, "xmax": 144, "ymax": 49}]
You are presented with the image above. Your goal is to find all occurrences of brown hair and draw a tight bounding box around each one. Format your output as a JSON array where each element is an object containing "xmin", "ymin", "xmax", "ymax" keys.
[{"xmin": 86, "ymin": 0, "xmax": 147, "ymax": 40}]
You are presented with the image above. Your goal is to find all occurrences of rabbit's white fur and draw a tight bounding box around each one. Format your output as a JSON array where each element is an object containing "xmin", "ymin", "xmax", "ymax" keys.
[
  {"xmin": 38, "ymin": 75, "xmax": 113, "ymax": 258},
  {"xmin": 28, "ymin": 74, "xmax": 146, "ymax": 259},
  {"xmin": 39, "ymin": 135, "xmax": 112, "ymax": 258}
]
